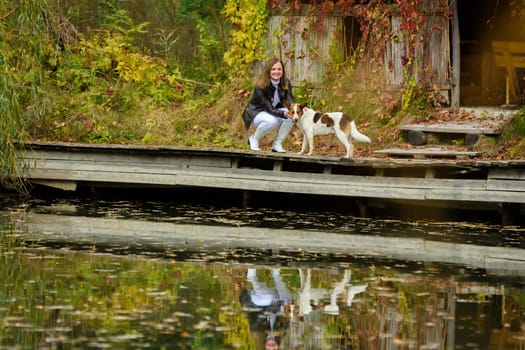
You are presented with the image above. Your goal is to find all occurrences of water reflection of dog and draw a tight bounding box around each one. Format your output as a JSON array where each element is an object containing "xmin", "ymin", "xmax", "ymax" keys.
[
  {"xmin": 284, "ymin": 269, "xmax": 368, "ymax": 349},
  {"xmin": 240, "ymin": 268, "xmax": 291, "ymax": 349},
  {"xmin": 297, "ymin": 268, "xmax": 368, "ymax": 316}
]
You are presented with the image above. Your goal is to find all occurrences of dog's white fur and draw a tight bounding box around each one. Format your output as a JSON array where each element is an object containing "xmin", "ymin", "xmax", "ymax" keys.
[{"xmin": 286, "ymin": 102, "xmax": 371, "ymax": 158}]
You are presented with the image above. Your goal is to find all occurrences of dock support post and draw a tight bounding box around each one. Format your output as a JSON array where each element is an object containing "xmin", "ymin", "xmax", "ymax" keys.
[
  {"xmin": 357, "ymin": 200, "xmax": 368, "ymax": 218},
  {"xmin": 242, "ymin": 190, "xmax": 250, "ymax": 209},
  {"xmin": 501, "ymin": 203, "xmax": 518, "ymax": 226}
]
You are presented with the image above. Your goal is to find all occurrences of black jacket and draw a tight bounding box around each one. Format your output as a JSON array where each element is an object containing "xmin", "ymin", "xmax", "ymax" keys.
[{"xmin": 242, "ymin": 79, "xmax": 294, "ymax": 129}]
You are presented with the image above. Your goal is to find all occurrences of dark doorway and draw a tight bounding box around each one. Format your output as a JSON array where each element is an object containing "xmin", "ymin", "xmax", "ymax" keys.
[{"xmin": 458, "ymin": 0, "xmax": 525, "ymax": 106}]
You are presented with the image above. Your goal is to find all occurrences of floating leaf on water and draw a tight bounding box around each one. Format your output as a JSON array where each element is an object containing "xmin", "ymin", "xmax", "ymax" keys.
[
  {"xmin": 110, "ymin": 333, "xmax": 143, "ymax": 341},
  {"xmin": 39, "ymin": 305, "xmax": 74, "ymax": 311},
  {"xmin": 112, "ymin": 315, "xmax": 134, "ymax": 321},
  {"xmin": 0, "ymin": 298, "xmax": 16, "ymax": 303},
  {"xmin": 38, "ymin": 327, "xmax": 72, "ymax": 333},
  {"xmin": 86, "ymin": 342, "xmax": 112, "ymax": 349},
  {"xmin": 10, "ymin": 322, "xmax": 34, "ymax": 329},
  {"xmin": 194, "ymin": 320, "xmax": 210, "ymax": 330}
]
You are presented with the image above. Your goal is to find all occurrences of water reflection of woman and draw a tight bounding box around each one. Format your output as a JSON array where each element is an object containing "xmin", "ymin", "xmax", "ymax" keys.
[
  {"xmin": 265, "ymin": 333, "xmax": 278, "ymax": 350},
  {"xmin": 240, "ymin": 268, "xmax": 291, "ymax": 350}
]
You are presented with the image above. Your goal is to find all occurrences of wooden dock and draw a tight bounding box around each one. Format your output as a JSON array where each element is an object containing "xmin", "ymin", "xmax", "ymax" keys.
[{"xmin": 16, "ymin": 141, "xmax": 525, "ymax": 224}]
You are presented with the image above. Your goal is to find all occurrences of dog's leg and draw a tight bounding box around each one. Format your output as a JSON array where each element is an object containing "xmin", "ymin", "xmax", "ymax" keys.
[
  {"xmin": 298, "ymin": 132, "xmax": 308, "ymax": 155},
  {"xmin": 346, "ymin": 142, "xmax": 354, "ymax": 158},
  {"xmin": 335, "ymin": 129, "xmax": 353, "ymax": 158},
  {"xmin": 306, "ymin": 131, "xmax": 315, "ymax": 155}
]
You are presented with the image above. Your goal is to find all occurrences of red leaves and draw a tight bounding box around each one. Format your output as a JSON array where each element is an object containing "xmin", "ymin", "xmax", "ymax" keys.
[
  {"xmin": 319, "ymin": 1, "xmax": 334, "ymax": 14},
  {"xmin": 396, "ymin": 0, "xmax": 424, "ymax": 32},
  {"xmin": 336, "ymin": 0, "xmax": 356, "ymax": 14},
  {"xmin": 237, "ymin": 89, "xmax": 250, "ymax": 98}
]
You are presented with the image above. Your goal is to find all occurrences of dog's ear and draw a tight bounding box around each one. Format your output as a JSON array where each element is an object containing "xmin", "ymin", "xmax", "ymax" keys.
[
  {"xmin": 300, "ymin": 103, "xmax": 307, "ymax": 110},
  {"xmin": 283, "ymin": 100, "xmax": 291, "ymax": 109}
]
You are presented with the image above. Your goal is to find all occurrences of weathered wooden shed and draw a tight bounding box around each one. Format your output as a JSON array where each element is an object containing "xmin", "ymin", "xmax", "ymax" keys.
[{"xmin": 264, "ymin": 0, "xmax": 525, "ymax": 108}]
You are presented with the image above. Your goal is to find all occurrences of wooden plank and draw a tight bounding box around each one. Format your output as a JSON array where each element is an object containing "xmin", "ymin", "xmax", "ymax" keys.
[
  {"xmin": 267, "ymin": 14, "xmax": 341, "ymax": 84},
  {"xmin": 400, "ymin": 120, "xmax": 505, "ymax": 134},
  {"xmin": 486, "ymin": 179, "xmax": 525, "ymax": 192},
  {"xmin": 22, "ymin": 149, "xmax": 232, "ymax": 168},
  {"xmin": 424, "ymin": 188, "xmax": 525, "ymax": 203},
  {"xmin": 22, "ymin": 158, "xmax": 229, "ymax": 174},
  {"xmin": 24, "ymin": 156, "xmax": 493, "ymax": 190},
  {"xmin": 450, "ymin": 0, "xmax": 460, "ymax": 110},
  {"xmin": 487, "ymin": 168, "xmax": 525, "ymax": 192},
  {"xmin": 492, "ymin": 40, "xmax": 525, "ymax": 54},
  {"xmin": 374, "ymin": 147, "xmax": 480, "ymax": 159},
  {"xmin": 20, "ymin": 150, "xmax": 496, "ymax": 191},
  {"xmin": 25, "ymin": 167, "xmax": 428, "ymax": 200},
  {"xmin": 493, "ymin": 55, "xmax": 525, "ymax": 68},
  {"xmin": 21, "ymin": 140, "xmax": 525, "ymax": 168},
  {"xmin": 24, "ymin": 164, "xmax": 525, "ymax": 203},
  {"xmin": 488, "ymin": 168, "xmax": 525, "ymax": 180},
  {"xmin": 491, "ymin": 41, "xmax": 525, "ymax": 104},
  {"xmin": 502, "ymin": 46, "xmax": 520, "ymax": 103}
]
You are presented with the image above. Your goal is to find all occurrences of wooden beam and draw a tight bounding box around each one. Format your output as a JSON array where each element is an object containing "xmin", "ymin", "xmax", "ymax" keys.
[
  {"xmin": 450, "ymin": 0, "xmax": 460, "ymax": 111},
  {"xmin": 492, "ymin": 40, "xmax": 525, "ymax": 104}
]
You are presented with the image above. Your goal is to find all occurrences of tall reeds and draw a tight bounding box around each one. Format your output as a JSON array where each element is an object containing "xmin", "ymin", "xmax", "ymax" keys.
[
  {"xmin": 0, "ymin": 57, "xmax": 24, "ymax": 190},
  {"xmin": 0, "ymin": 0, "xmax": 59, "ymax": 190}
]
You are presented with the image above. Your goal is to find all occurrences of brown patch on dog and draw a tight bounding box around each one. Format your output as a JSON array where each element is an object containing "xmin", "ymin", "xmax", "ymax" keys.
[
  {"xmin": 339, "ymin": 113, "xmax": 353, "ymax": 134},
  {"xmin": 314, "ymin": 113, "xmax": 335, "ymax": 127}
]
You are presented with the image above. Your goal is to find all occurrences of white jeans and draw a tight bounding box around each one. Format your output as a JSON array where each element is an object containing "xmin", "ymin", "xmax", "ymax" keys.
[{"xmin": 252, "ymin": 108, "xmax": 293, "ymax": 134}]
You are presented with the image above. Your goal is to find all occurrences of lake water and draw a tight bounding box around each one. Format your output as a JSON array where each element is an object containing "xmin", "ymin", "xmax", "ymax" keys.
[{"xmin": 0, "ymin": 188, "xmax": 524, "ymax": 349}]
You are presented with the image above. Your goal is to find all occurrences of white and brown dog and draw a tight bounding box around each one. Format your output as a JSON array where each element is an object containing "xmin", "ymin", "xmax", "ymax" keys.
[{"xmin": 286, "ymin": 102, "xmax": 371, "ymax": 158}]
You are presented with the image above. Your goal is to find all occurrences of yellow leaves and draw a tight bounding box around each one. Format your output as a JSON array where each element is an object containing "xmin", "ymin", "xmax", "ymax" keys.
[
  {"xmin": 222, "ymin": 0, "xmax": 269, "ymax": 70},
  {"xmin": 97, "ymin": 56, "xmax": 113, "ymax": 72},
  {"xmin": 141, "ymin": 132, "xmax": 154, "ymax": 143}
]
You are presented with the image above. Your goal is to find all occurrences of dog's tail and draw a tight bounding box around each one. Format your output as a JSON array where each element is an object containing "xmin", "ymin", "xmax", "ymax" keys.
[{"xmin": 350, "ymin": 121, "xmax": 371, "ymax": 143}]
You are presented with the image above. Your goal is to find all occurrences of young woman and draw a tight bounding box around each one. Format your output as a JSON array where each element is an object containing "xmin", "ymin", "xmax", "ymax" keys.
[{"xmin": 242, "ymin": 58, "xmax": 294, "ymax": 153}]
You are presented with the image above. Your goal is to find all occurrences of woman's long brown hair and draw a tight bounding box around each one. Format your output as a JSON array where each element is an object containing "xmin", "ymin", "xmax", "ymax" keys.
[{"xmin": 254, "ymin": 57, "xmax": 289, "ymax": 90}]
